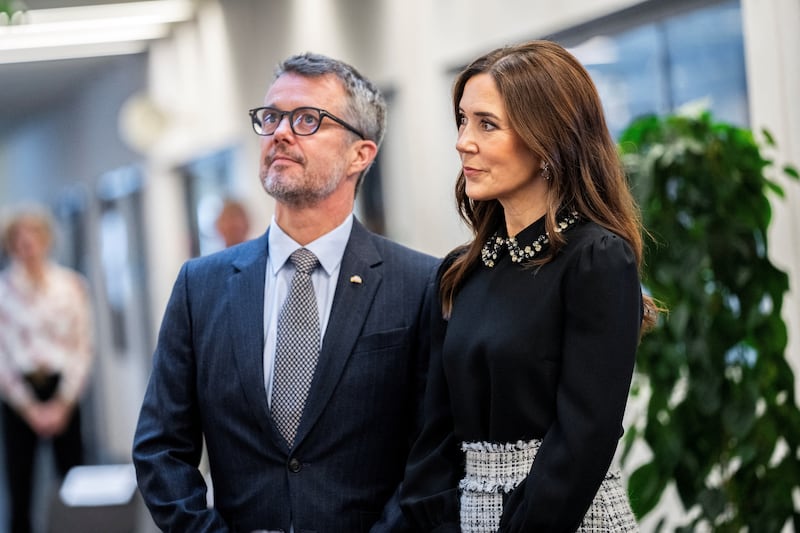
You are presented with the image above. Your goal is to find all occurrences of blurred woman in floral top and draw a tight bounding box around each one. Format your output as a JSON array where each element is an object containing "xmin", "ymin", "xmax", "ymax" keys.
[{"xmin": 0, "ymin": 204, "xmax": 94, "ymax": 533}]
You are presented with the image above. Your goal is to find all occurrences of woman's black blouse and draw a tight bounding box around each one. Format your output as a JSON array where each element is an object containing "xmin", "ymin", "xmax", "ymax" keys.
[{"xmin": 401, "ymin": 217, "xmax": 643, "ymax": 533}]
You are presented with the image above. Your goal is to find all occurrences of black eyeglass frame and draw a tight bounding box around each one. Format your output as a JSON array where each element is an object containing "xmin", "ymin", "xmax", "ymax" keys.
[{"xmin": 248, "ymin": 106, "xmax": 366, "ymax": 140}]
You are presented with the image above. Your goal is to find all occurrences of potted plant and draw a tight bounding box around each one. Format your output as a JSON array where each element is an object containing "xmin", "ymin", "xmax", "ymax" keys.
[{"xmin": 618, "ymin": 111, "xmax": 800, "ymax": 532}]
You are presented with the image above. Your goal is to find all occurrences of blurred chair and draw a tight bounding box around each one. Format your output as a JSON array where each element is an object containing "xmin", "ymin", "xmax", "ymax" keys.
[{"xmin": 48, "ymin": 464, "xmax": 139, "ymax": 533}]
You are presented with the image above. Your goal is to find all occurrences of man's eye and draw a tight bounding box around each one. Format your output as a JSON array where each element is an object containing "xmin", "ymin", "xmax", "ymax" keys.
[
  {"xmin": 297, "ymin": 112, "xmax": 318, "ymax": 126},
  {"xmin": 262, "ymin": 112, "xmax": 279, "ymax": 124}
]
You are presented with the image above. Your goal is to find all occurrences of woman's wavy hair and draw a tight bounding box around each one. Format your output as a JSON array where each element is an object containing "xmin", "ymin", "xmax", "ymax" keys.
[{"xmin": 440, "ymin": 40, "xmax": 658, "ymax": 331}]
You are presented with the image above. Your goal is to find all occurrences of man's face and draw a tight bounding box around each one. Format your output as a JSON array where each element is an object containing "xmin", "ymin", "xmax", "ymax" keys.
[{"xmin": 258, "ymin": 73, "xmax": 358, "ymax": 208}]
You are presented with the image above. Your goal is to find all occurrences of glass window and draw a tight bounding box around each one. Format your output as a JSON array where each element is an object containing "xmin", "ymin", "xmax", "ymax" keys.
[
  {"xmin": 663, "ymin": 2, "xmax": 748, "ymax": 125},
  {"xmin": 566, "ymin": 0, "xmax": 746, "ymax": 138}
]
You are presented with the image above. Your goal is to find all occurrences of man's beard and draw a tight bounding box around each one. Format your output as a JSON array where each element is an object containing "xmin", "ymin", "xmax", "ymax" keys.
[{"xmin": 261, "ymin": 151, "xmax": 347, "ymax": 208}]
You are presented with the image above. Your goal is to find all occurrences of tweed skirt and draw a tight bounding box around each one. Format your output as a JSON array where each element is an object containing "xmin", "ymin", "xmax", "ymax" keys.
[{"xmin": 459, "ymin": 440, "xmax": 638, "ymax": 533}]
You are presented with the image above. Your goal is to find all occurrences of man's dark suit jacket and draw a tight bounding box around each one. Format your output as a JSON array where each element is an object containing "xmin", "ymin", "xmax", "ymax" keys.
[{"xmin": 133, "ymin": 219, "xmax": 437, "ymax": 533}]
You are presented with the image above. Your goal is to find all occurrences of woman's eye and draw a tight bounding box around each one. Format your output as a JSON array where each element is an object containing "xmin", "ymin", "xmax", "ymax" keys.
[{"xmin": 480, "ymin": 120, "xmax": 497, "ymax": 131}]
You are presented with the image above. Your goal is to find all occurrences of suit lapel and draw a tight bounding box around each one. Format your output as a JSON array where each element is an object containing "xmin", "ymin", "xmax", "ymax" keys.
[
  {"xmin": 294, "ymin": 221, "xmax": 382, "ymax": 446},
  {"xmin": 227, "ymin": 232, "xmax": 279, "ymax": 441}
]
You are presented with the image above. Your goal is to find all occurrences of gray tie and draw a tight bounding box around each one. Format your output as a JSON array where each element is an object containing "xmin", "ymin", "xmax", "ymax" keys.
[{"xmin": 271, "ymin": 248, "xmax": 321, "ymax": 446}]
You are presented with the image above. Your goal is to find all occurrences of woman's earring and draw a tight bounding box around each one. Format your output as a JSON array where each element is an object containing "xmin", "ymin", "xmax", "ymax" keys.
[{"xmin": 541, "ymin": 162, "xmax": 551, "ymax": 181}]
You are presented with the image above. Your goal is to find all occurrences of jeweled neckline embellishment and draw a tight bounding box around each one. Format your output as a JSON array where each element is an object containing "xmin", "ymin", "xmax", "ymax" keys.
[{"xmin": 481, "ymin": 210, "xmax": 580, "ymax": 268}]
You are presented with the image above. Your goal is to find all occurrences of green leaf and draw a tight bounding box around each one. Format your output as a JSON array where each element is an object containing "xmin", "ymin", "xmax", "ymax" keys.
[
  {"xmin": 628, "ymin": 462, "xmax": 667, "ymax": 518},
  {"xmin": 697, "ymin": 487, "xmax": 727, "ymax": 521},
  {"xmin": 784, "ymin": 164, "xmax": 799, "ymax": 179}
]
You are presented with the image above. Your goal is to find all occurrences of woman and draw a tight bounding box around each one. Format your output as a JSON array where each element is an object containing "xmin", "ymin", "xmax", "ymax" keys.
[
  {"xmin": 0, "ymin": 205, "xmax": 94, "ymax": 533},
  {"xmin": 400, "ymin": 40, "xmax": 659, "ymax": 532}
]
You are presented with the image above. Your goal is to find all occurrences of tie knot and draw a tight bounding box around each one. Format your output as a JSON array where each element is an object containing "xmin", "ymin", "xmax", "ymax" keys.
[{"xmin": 289, "ymin": 248, "xmax": 319, "ymax": 275}]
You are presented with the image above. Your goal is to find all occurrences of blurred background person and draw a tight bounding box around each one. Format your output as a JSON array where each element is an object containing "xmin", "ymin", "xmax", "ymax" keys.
[
  {"xmin": 0, "ymin": 204, "xmax": 95, "ymax": 533},
  {"xmin": 214, "ymin": 198, "xmax": 252, "ymax": 248}
]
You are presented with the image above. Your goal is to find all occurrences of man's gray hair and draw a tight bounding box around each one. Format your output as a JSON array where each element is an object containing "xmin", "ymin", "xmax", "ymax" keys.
[{"xmin": 275, "ymin": 52, "xmax": 387, "ymax": 148}]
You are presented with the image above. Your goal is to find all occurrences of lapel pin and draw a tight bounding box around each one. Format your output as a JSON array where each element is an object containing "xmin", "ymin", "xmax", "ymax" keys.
[{"xmin": 349, "ymin": 275, "xmax": 363, "ymax": 284}]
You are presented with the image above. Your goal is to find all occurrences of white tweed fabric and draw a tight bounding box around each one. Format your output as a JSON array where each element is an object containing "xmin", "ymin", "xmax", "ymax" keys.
[{"xmin": 458, "ymin": 439, "xmax": 638, "ymax": 533}]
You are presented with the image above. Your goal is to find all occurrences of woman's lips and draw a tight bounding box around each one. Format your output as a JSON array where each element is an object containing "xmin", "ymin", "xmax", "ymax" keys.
[{"xmin": 463, "ymin": 166, "xmax": 482, "ymax": 178}]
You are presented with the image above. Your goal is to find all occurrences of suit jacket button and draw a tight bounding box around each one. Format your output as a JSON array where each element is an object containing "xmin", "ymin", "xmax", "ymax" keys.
[{"xmin": 288, "ymin": 458, "xmax": 301, "ymax": 473}]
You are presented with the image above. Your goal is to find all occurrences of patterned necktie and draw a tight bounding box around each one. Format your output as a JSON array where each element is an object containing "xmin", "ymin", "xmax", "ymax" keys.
[{"xmin": 271, "ymin": 248, "xmax": 321, "ymax": 446}]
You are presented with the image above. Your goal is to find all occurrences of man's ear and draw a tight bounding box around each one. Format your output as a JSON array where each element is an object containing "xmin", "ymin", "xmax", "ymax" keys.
[{"xmin": 347, "ymin": 140, "xmax": 378, "ymax": 177}]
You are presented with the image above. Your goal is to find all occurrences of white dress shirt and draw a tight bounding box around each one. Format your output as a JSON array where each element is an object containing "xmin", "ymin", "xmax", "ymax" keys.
[{"xmin": 263, "ymin": 214, "xmax": 353, "ymax": 405}]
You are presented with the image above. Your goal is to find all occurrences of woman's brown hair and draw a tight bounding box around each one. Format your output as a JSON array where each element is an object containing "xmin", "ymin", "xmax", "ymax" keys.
[{"xmin": 440, "ymin": 40, "xmax": 659, "ymax": 331}]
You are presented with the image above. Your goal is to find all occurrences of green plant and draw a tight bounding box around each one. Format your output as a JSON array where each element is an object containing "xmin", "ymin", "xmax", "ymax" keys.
[
  {"xmin": 618, "ymin": 111, "xmax": 800, "ymax": 532},
  {"xmin": 0, "ymin": 0, "xmax": 26, "ymax": 24}
]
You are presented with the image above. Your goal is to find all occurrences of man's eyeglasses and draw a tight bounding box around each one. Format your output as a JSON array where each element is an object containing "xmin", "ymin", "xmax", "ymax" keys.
[{"xmin": 248, "ymin": 106, "xmax": 365, "ymax": 140}]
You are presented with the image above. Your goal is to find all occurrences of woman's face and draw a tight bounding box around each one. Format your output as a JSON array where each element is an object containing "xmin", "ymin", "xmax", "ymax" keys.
[
  {"xmin": 455, "ymin": 73, "xmax": 542, "ymax": 208},
  {"xmin": 8, "ymin": 217, "xmax": 51, "ymax": 265}
]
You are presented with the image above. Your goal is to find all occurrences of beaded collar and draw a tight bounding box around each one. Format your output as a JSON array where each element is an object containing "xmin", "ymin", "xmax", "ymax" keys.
[{"xmin": 480, "ymin": 210, "xmax": 580, "ymax": 268}]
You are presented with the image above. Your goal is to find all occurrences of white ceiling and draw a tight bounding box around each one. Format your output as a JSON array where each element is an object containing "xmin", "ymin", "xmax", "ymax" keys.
[
  {"xmin": 0, "ymin": 0, "xmax": 188, "ymax": 136},
  {"xmin": 0, "ymin": 55, "xmax": 125, "ymax": 135}
]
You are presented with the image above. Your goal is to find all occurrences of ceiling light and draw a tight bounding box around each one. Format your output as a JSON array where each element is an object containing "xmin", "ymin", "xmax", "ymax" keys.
[{"xmin": 0, "ymin": 0, "xmax": 194, "ymax": 64}]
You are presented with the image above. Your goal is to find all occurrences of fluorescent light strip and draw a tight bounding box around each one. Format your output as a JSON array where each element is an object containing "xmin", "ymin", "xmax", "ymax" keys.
[
  {"xmin": 24, "ymin": 0, "xmax": 194, "ymax": 24},
  {"xmin": 0, "ymin": 41, "xmax": 149, "ymax": 64},
  {"xmin": 0, "ymin": 24, "xmax": 171, "ymax": 51},
  {"xmin": 0, "ymin": 0, "xmax": 193, "ymax": 63}
]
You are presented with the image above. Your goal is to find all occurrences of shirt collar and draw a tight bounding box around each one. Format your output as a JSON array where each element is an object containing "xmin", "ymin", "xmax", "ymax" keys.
[{"xmin": 268, "ymin": 213, "xmax": 353, "ymax": 276}]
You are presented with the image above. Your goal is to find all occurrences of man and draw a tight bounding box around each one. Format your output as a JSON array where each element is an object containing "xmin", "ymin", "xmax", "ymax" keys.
[
  {"xmin": 133, "ymin": 52, "xmax": 437, "ymax": 532},
  {"xmin": 215, "ymin": 198, "xmax": 251, "ymax": 248}
]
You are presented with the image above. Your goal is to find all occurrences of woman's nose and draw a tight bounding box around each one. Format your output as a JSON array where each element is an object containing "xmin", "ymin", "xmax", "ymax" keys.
[{"xmin": 456, "ymin": 128, "xmax": 476, "ymax": 153}]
